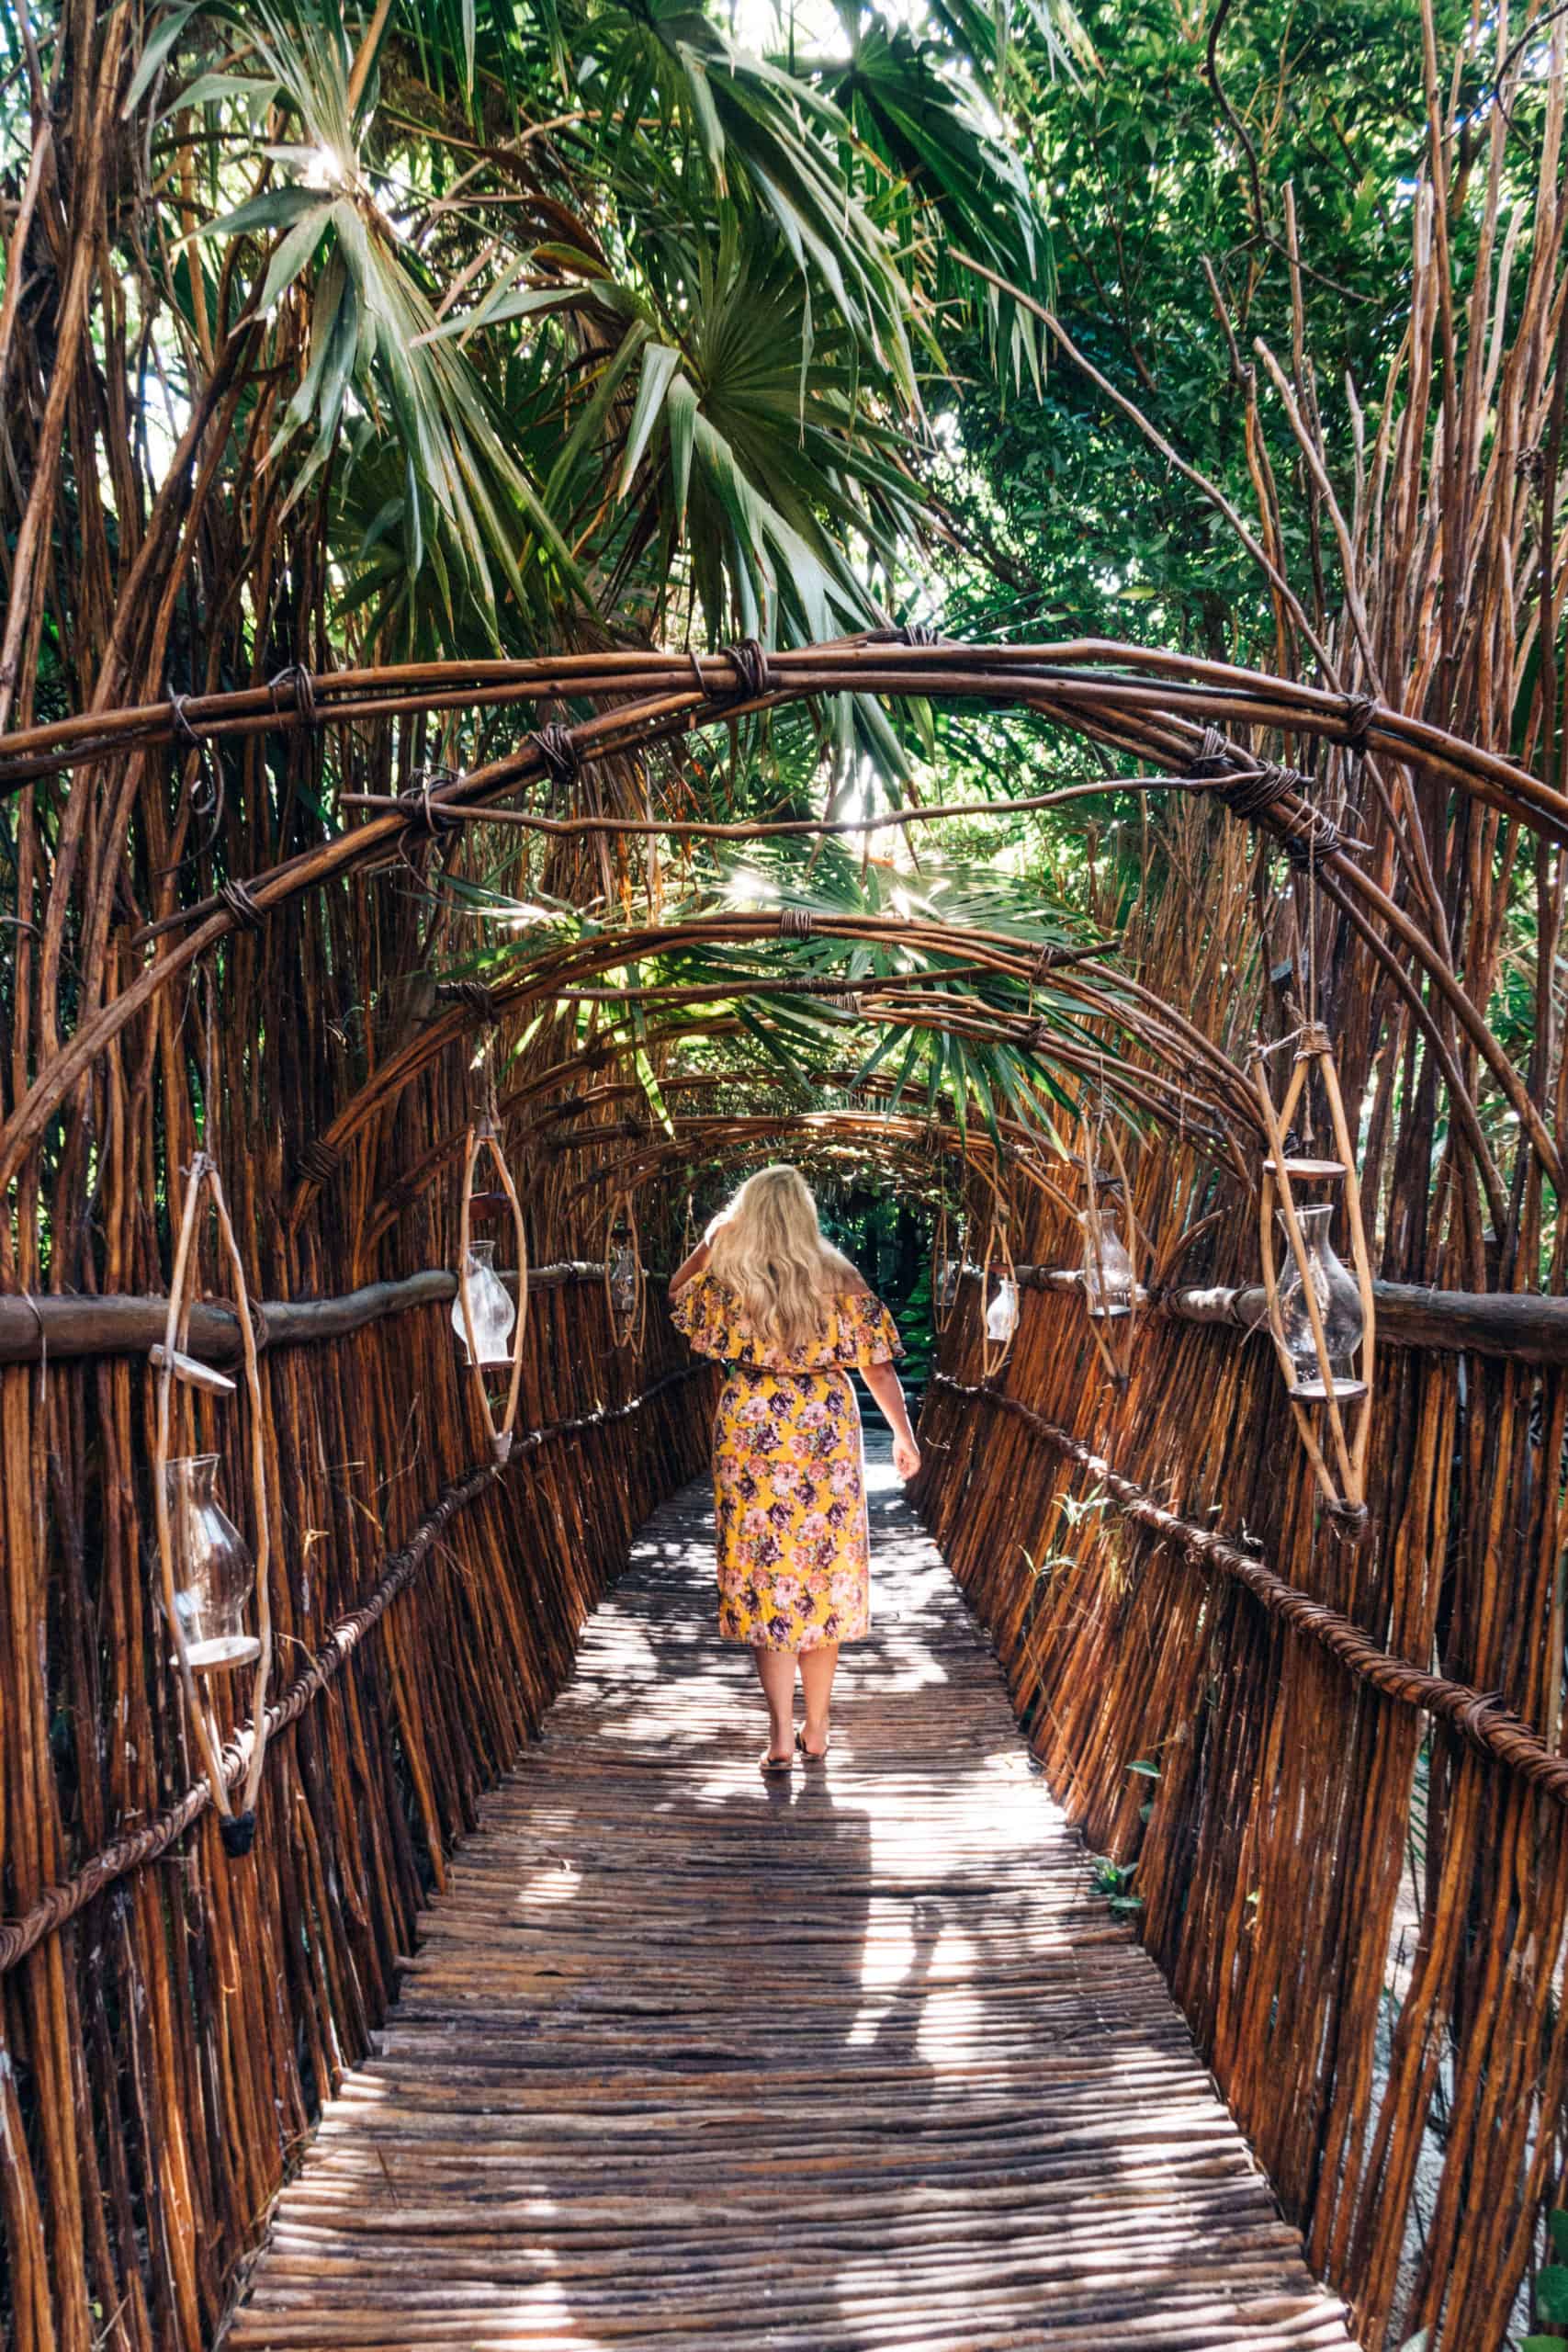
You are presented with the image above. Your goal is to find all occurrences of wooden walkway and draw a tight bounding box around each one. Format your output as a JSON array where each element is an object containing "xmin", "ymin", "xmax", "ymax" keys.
[{"xmin": 231, "ymin": 1444, "xmax": 1358, "ymax": 2351}]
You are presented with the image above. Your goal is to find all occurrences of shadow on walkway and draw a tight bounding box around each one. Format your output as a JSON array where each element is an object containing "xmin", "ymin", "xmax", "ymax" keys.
[{"xmin": 231, "ymin": 1440, "xmax": 1358, "ymax": 2350}]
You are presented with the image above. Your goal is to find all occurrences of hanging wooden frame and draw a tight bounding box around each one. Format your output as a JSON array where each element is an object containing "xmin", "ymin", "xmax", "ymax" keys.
[
  {"xmin": 1253, "ymin": 1023, "xmax": 1376, "ymax": 1535},
  {"xmin": 1077, "ymin": 1108, "xmax": 1145, "ymax": 1394},
  {"xmin": 150, "ymin": 1154, "xmax": 273, "ymax": 1859},
  {"xmin": 457, "ymin": 1114, "xmax": 529, "ymax": 1465},
  {"xmin": 604, "ymin": 1188, "xmax": 647, "ymax": 1352},
  {"xmin": 931, "ymin": 1194, "xmax": 966, "ymax": 1334},
  {"xmin": 977, "ymin": 1187, "xmax": 1020, "ymax": 1381}
]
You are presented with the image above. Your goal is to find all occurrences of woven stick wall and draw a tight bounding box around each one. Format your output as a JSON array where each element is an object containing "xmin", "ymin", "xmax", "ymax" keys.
[{"xmin": 919, "ymin": 1159, "xmax": 1567, "ymax": 2352}]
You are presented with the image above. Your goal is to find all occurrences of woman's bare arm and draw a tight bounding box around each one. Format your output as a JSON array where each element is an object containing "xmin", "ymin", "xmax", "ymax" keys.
[
  {"xmin": 862, "ymin": 1360, "xmax": 921, "ymax": 1480},
  {"xmin": 669, "ymin": 1238, "xmax": 711, "ymax": 1297}
]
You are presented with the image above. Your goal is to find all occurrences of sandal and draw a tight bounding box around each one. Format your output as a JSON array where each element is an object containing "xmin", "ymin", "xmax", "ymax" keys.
[
  {"xmin": 760, "ymin": 1747, "xmax": 795, "ymax": 1777},
  {"xmin": 795, "ymin": 1729, "xmax": 829, "ymax": 1765}
]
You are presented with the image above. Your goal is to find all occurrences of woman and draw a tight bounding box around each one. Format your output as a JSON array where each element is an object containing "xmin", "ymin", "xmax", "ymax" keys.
[{"xmin": 669, "ymin": 1165, "xmax": 921, "ymax": 1775}]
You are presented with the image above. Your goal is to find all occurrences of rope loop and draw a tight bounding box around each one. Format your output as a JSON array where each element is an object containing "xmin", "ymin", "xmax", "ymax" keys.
[
  {"xmin": 1276, "ymin": 811, "xmax": 1347, "ymax": 872},
  {"xmin": 218, "ymin": 878, "xmax": 265, "ymax": 933},
  {"xmin": 1341, "ymin": 693, "xmax": 1377, "ymax": 755},
  {"xmin": 1213, "ymin": 761, "xmax": 1303, "ymax": 824},
  {"xmin": 398, "ymin": 766, "xmax": 464, "ymax": 838},
  {"xmin": 298, "ymin": 1137, "xmax": 343, "ymax": 1185},
  {"xmin": 267, "ymin": 662, "xmax": 317, "ymax": 726},
  {"xmin": 778, "ymin": 907, "xmax": 815, "ymax": 939},
  {"xmin": 529, "ymin": 723, "xmax": 579, "ymax": 796},
  {"xmin": 168, "ymin": 691, "xmax": 201, "ymax": 752},
  {"xmin": 1185, "ymin": 724, "xmax": 1234, "ymax": 780},
  {"xmin": 437, "ymin": 979, "xmax": 502, "ymax": 1021},
  {"xmin": 898, "ymin": 622, "xmax": 941, "ymax": 648},
  {"xmin": 721, "ymin": 637, "xmax": 773, "ymax": 700}
]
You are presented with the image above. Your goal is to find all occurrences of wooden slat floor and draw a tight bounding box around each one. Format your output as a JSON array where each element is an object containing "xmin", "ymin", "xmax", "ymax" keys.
[{"xmin": 230, "ymin": 1442, "xmax": 1359, "ymax": 2352}]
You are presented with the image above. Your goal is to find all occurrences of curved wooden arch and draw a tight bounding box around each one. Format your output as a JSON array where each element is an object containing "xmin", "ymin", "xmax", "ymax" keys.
[
  {"xmin": 558, "ymin": 1110, "xmax": 1084, "ymax": 1231},
  {"xmin": 353, "ymin": 1000, "xmax": 1245, "ymax": 1276},
  {"xmin": 285, "ymin": 913, "xmax": 1258, "ymax": 1236},
  {"xmin": 3, "ymin": 633, "xmax": 1557, "ymax": 1211}
]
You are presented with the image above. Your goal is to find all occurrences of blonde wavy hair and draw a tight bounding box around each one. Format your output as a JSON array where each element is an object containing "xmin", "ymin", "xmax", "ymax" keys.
[{"xmin": 705, "ymin": 1166, "xmax": 862, "ymax": 1351}]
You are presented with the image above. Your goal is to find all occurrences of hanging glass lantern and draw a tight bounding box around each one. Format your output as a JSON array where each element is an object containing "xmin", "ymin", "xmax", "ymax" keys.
[
  {"xmin": 452, "ymin": 1238, "xmax": 516, "ymax": 1367},
  {"xmin": 609, "ymin": 1240, "xmax": 638, "ymax": 1318},
  {"xmin": 1276, "ymin": 1204, "xmax": 1365, "ymax": 1396},
  {"xmin": 1083, "ymin": 1200, "xmax": 1134, "ymax": 1319},
  {"xmin": 985, "ymin": 1275, "xmax": 1019, "ymax": 1343},
  {"xmin": 163, "ymin": 1454, "xmax": 260, "ymax": 1672},
  {"xmin": 937, "ymin": 1251, "xmax": 961, "ymax": 1313}
]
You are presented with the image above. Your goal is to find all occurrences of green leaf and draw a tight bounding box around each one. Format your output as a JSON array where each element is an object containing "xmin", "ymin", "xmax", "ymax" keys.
[
  {"xmin": 122, "ymin": 1, "xmax": 200, "ymax": 115},
  {"xmin": 196, "ymin": 185, "xmax": 327, "ymax": 244},
  {"xmin": 1550, "ymin": 2211, "xmax": 1568, "ymax": 2261},
  {"xmin": 666, "ymin": 369, "xmax": 699, "ymax": 537},
  {"xmin": 256, "ymin": 200, "xmax": 333, "ymax": 313},
  {"xmin": 617, "ymin": 342, "xmax": 683, "ymax": 500},
  {"xmin": 1536, "ymin": 2269, "xmax": 1568, "ymax": 2324},
  {"xmin": 1126, "ymin": 1759, "xmax": 1161, "ymax": 1779}
]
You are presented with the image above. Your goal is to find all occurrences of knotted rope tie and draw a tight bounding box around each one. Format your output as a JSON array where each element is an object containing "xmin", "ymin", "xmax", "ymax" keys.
[
  {"xmin": 1276, "ymin": 804, "xmax": 1347, "ymax": 872},
  {"xmin": 1187, "ymin": 727, "xmax": 1345, "ymax": 874},
  {"xmin": 721, "ymin": 637, "xmax": 773, "ymax": 701},
  {"xmin": 168, "ymin": 692, "xmax": 201, "ymax": 754},
  {"xmin": 529, "ymin": 724, "xmax": 579, "ymax": 797},
  {"xmin": 219, "ymin": 878, "xmax": 265, "ymax": 933},
  {"xmin": 1184, "ymin": 723, "xmax": 1235, "ymax": 782},
  {"xmin": 778, "ymin": 907, "xmax": 815, "ymax": 939},
  {"xmin": 398, "ymin": 767, "xmax": 465, "ymax": 839},
  {"xmin": 1215, "ymin": 763, "xmax": 1303, "ymax": 824},
  {"xmin": 898, "ymin": 622, "xmax": 942, "ymax": 648},
  {"xmin": 298, "ymin": 1137, "xmax": 343, "ymax": 1185},
  {"xmin": 268, "ymin": 662, "xmax": 317, "ymax": 726},
  {"xmin": 1341, "ymin": 694, "xmax": 1377, "ymax": 756},
  {"xmin": 436, "ymin": 979, "xmax": 501, "ymax": 1021},
  {"xmin": 166, "ymin": 690, "xmax": 224, "ymax": 839}
]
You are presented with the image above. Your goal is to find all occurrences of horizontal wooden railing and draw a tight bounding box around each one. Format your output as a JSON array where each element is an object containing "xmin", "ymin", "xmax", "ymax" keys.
[
  {"xmin": 0, "ymin": 1260, "xmax": 618, "ymax": 1364},
  {"xmin": 974, "ymin": 1261, "xmax": 1568, "ymax": 1362}
]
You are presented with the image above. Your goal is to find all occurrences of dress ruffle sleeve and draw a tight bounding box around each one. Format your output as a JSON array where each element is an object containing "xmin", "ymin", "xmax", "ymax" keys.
[
  {"xmin": 669, "ymin": 1271, "xmax": 730, "ymax": 1360},
  {"xmin": 841, "ymin": 1290, "xmax": 904, "ymax": 1368}
]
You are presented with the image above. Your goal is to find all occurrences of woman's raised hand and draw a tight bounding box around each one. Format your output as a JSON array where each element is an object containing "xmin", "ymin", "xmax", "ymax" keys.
[{"xmin": 893, "ymin": 1435, "xmax": 920, "ymax": 1480}]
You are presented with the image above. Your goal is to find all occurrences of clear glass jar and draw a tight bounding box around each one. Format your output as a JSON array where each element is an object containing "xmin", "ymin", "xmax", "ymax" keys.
[
  {"xmin": 164, "ymin": 1455, "xmax": 259, "ymax": 1671},
  {"xmin": 1276, "ymin": 1204, "xmax": 1364, "ymax": 1395},
  {"xmin": 452, "ymin": 1238, "xmax": 516, "ymax": 1367},
  {"xmin": 986, "ymin": 1275, "xmax": 1019, "ymax": 1342},
  {"xmin": 1083, "ymin": 1203, "xmax": 1134, "ymax": 1318},
  {"xmin": 609, "ymin": 1243, "xmax": 638, "ymax": 1317}
]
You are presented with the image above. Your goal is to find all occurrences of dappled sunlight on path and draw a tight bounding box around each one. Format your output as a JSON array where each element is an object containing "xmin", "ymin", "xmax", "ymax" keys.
[{"xmin": 231, "ymin": 1441, "xmax": 1357, "ymax": 2350}]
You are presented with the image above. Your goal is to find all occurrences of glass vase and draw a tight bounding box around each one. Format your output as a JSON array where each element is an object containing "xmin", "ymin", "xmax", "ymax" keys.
[
  {"xmin": 986, "ymin": 1276, "xmax": 1019, "ymax": 1343},
  {"xmin": 609, "ymin": 1243, "xmax": 638, "ymax": 1318},
  {"xmin": 164, "ymin": 1455, "xmax": 259, "ymax": 1672},
  {"xmin": 1276, "ymin": 1204, "xmax": 1364, "ymax": 1396},
  {"xmin": 1083, "ymin": 1203, "xmax": 1134, "ymax": 1318},
  {"xmin": 452, "ymin": 1238, "xmax": 516, "ymax": 1367}
]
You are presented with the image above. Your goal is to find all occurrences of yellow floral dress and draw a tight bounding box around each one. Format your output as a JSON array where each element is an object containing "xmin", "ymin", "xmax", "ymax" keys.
[{"xmin": 669, "ymin": 1272, "xmax": 904, "ymax": 1652}]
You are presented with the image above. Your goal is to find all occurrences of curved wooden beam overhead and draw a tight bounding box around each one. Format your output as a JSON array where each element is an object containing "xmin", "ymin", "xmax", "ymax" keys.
[
  {"xmin": 557, "ymin": 1110, "xmax": 1085, "ymax": 1228},
  {"xmin": 289, "ymin": 913, "xmax": 1258, "ymax": 1237},
  {"xmin": 0, "ymin": 631, "xmax": 1551, "ymax": 1204}
]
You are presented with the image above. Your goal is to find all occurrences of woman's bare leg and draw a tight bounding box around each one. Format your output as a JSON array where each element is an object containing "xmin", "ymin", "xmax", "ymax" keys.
[
  {"xmin": 798, "ymin": 1642, "xmax": 839, "ymax": 1757},
  {"xmin": 751, "ymin": 1645, "xmax": 796, "ymax": 1764}
]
